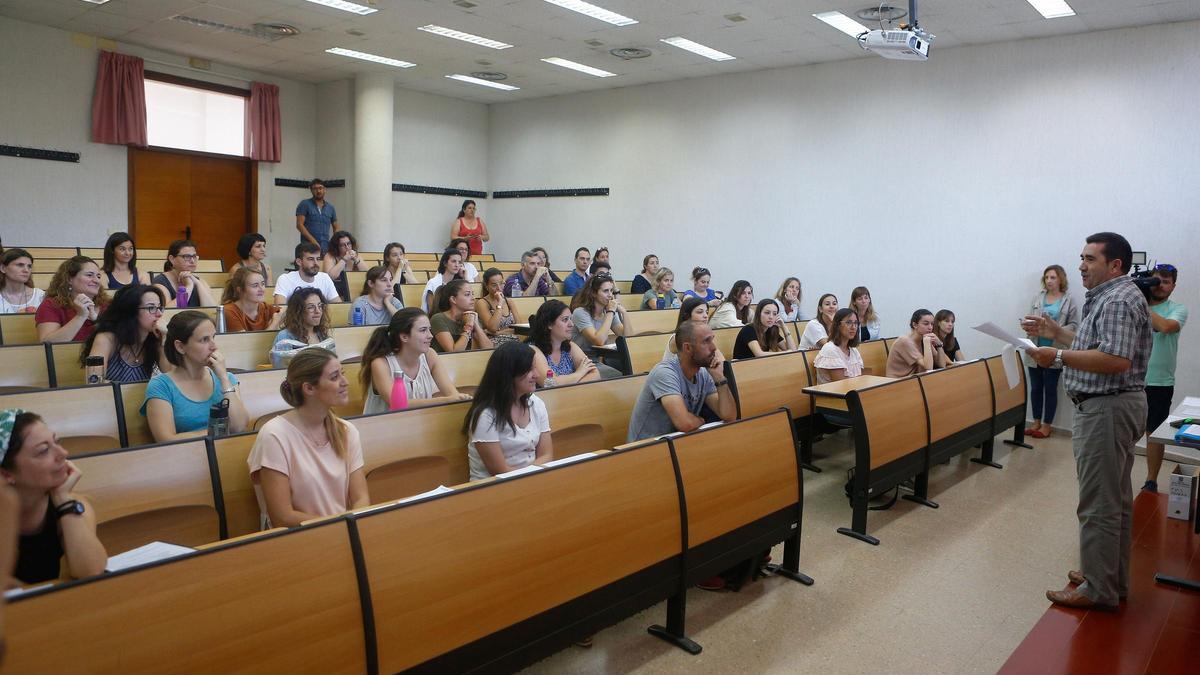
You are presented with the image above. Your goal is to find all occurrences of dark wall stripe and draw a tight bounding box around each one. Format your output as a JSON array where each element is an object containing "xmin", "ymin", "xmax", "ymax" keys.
[
  {"xmin": 274, "ymin": 178, "xmax": 346, "ymax": 188},
  {"xmin": 0, "ymin": 145, "xmax": 79, "ymax": 163},
  {"xmin": 492, "ymin": 187, "xmax": 609, "ymax": 199},
  {"xmin": 392, "ymin": 183, "xmax": 487, "ymax": 199}
]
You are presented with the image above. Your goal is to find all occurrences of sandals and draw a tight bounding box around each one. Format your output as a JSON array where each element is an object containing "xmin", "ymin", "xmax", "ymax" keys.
[{"xmin": 1028, "ymin": 428, "xmax": 1050, "ymax": 439}]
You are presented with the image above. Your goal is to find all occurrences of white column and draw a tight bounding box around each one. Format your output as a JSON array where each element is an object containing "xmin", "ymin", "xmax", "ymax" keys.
[{"xmin": 353, "ymin": 73, "xmax": 394, "ymax": 249}]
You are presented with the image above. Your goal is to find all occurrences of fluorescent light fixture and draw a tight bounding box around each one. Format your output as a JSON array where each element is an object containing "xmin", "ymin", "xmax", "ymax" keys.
[
  {"xmin": 326, "ymin": 47, "xmax": 416, "ymax": 68},
  {"xmin": 418, "ymin": 24, "xmax": 513, "ymax": 50},
  {"xmin": 303, "ymin": 0, "xmax": 377, "ymax": 15},
  {"xmin": 446, "ymin": 74, "xmax": 520, "ymax": 91},
  {"xmin": 80, "ymin": 1, "xmax": 112, "ymax": 5},
  {"xmin": 541, "ymin": 0, "xmax": 638, "ymax": 27},
  {"xmin": 812, "ymin": 11, "xmax": 869, "ymax": 38},
  {"xmin": 1026, "ymin": 0, "xmax": 1075, "ymax": 19},
  {"xmin": 660, "ymin": 37, "xmax": 735, "ymax": 62},
  {"xmin": 541, "ymin": 57, "xmax": 617, "ymax": 77}
]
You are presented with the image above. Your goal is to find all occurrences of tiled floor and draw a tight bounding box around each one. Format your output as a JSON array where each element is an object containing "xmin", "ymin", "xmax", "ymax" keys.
[{"xmin": 519, "ymin": 430, "xmax": 1197, "ymax": 674}]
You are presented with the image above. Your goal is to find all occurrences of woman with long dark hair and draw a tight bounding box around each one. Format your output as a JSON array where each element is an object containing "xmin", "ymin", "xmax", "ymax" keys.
[
  {"xmin": 422, "ymin": 247, "xmax": 464, "ymax": 313},
  {"xmin": 450, "ymin": 199, "xmax": 490, "ymax": 256},
  {"xmin": 631, "ymin": 254, "xmax": 660, "ymax": 296},
  {"xmin": 352, "ymin": 265, "xmax": 403, "ymax": 326},
  {"xmin": 814, "ymin": 308, "xmax": 865, "ymax": 383},
  {"xmin": 100, "ymin": 232, "xmax": 151, "ymax": 291},
  {"xmin": 935, "ymin": 309, "xmax": 964, "ymax": 362},
  {"xmin": 383, "ymin": 242, "xmax": 419, "ymax": 289},
  {"xmin": 709, "ymin": 280, "xmax": 753, "ymax": 329},
  {"xmin": 81, "ymin": 284, "xmax": 171, "ymax": 383},
  {"xmin": 323, "ymin": 230, "xmax": 369, "ymax": 302},
  {"xmin": 463, "ymin": 342, "xmax": 553, "ymax": 480},
  {"xmin": 663, "ymin": 296, "xmax": 711, "ymax": 359},
  {"xmin": 359, "ymin": 308, "xmax": 469, "ymax": 414},
  {"xmin": 733, "ymin": 298, "xmax": 795, "ymax": 358},
  {"xmin": 475, "ymin": 267, "xmax": 523, "ymax": 345},
  {"xmin": 271, "ymin": 287, "xmax": 336, "ymax": 367},
  {"xmin": 0, "ymin": 248, "xmax": 45, "ymax": 314},
  {"xmin": 527, "ymin": 300, "xmax": 599, "ymax": 387},
  {"xmin": 569, "ymin": 274, "xmax": 630, "ymax": 378},
  {"xmin": 431, "ymin": 279, "xmax": 492, "ymax": 353},
  {"xmin": 800, "ymin": 293, "xmax": 839, "ymax": 349},
  {"xmin": 886, "ymin": 308, "xmax": 950, "ymax": 377}
]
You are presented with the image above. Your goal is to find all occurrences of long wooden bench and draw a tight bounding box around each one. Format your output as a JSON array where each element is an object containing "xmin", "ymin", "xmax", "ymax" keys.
[
  {"xmin": 0, "ymin": 384, "xmax": 122, "ymax": 454},
  {"xmin": 728, "ymin": 349, "xmax": 819, "ymax": 470},
  {"xmin": 919, "ymin": 359, "xmax": 1001, "ymax": 469},
  {"xmin": 537, "ymin": 373, "xmax": 648, "ymax": 453},
  {"xmin": 0, "ymin": 312, "xmax": 42, "ymax": 345},
  {"xmin": 0, "ymin": 343, "xmax": 52, "ymax": 391},
  {"xmin": 985, "ymin": 352, "xmax": 1032, "ymax": 449}
]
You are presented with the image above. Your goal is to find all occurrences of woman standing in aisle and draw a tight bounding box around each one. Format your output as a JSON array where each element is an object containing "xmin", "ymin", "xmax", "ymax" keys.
[{"xmin": 450, "ymin": 199, "xmax": 490, "ymax": 256}]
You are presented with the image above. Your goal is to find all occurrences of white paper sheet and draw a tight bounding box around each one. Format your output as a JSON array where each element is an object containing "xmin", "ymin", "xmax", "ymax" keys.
[
  {"xmin": 972, "ymin": 321, "xmax": 1038, "ymax": 351},
  {"xmin": 497, "ymin": 464, "xmax": 544, "ymax": 479},
  {"xmin": 543, "ymin": 453, "xmax": 598, "ymax": 467},
  {"xmin": 1001, "ymin": 345, "xmax": 1020, "ymax": 389},
  {"xmin": 1172, "ymin": 396, "xmax": 1200, "ymax": 418},
  {"xmin": 106, "ymin": 541, "xmax": 195, "ymax": 572},
  {"xmin": 397, "ymin": 485, "xmax": 454, "ymax": 504}
]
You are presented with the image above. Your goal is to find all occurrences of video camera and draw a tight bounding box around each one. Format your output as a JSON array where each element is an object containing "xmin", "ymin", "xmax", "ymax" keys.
[{"xmin": 1129, "ymin": 251, "xmax": 1161, "ymax": 300}]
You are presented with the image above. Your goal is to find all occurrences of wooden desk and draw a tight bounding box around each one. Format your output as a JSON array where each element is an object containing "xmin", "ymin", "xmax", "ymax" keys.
[
  {"xmin": 59, "ymin": 435, "xmax": 122, "ymax": 454},
  {"xmin": 1148, "ymin": 395, "xmax": 1200, "ymax": 464},
  {"xmin": 802, "ymin": 375, "xmax": 893, "ymax": 412}
]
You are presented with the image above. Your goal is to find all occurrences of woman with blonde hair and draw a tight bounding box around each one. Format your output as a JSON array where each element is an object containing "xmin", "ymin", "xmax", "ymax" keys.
[
  {"xmin": 850, "ymin": 286, "xmax": 880, "ymax": 342},
  {"xmin": 35, "ymin": 255, "xmax": 109, "ymax": 342},
  {"xmin": 774, "ymin": 277, "xmax": 804, "ymax": 321},
  {"xmin": 221, "ymin": 267, "xmax": 280, "ymax": 332},
  {"xmin": 1020, "ymin": 264, "xmax": 1079, "ymax": 439},
  {"xmin": 248, "ymin": 348, "xmax": 370, "ymax": 527},
  {"xmin": 640, "ymin": 268, "xmax": 682, "ymax": 310}
]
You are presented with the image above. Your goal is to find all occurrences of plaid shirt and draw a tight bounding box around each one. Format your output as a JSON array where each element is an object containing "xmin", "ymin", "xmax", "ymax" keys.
[
  {"xmin": 503, "ymin": 270, "xmax": 551, "ymax": 297},
  {"xmin": 1063, "ymin": 275, "xmax": 1151, "ymax": 396}
]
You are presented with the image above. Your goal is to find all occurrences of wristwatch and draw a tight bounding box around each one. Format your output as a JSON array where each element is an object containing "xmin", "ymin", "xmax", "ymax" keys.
[
  {"xmin": 55, "ymin": 500, "xmax": 85, "ymax": 517},
  {"xmin": 1052, "ymin": 349, "xmax": 1064, "ymax": 369}
]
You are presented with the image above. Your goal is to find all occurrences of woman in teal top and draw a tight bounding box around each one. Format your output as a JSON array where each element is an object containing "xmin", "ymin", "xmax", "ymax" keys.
[{"xmin": 1021, "ymin": 265, "xmax": 1079, "ymax": 439}]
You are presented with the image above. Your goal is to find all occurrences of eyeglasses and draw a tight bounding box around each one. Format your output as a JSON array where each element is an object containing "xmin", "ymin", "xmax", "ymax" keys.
[
  {"xmin": 303, "ymin": 303, "xmax": 326, "ymax": 312},
  {"xmin": 139, "ymin": 305, "xmax": 164, "ymax": 314},
  {"xmin": 176, "ymin": 254, "xmax": 199, "ymax": 261}
]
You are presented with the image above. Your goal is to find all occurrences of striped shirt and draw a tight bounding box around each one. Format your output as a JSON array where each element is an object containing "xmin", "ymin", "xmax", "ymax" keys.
[{"xmin": 1063, "ymin": 275, "xmax": 1151, "ymax": 396}]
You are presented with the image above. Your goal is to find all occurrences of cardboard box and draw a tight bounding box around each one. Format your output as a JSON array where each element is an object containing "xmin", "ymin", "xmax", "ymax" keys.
[{"xmin": 1166, "ymin": 465, "xmax": 1198, "ymax": 521}]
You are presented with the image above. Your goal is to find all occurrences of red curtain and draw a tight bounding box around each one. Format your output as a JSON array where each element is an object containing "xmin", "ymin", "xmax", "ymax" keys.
[
  {"xmin": 90, "ymin": 51, "xmax": 147, "ymax": 147},
  {"xmin": 246, "ymin": 82, "xmax": 282, "ymax": 162}
]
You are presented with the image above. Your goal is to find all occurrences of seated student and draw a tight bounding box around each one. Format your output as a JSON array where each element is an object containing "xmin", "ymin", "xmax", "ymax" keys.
[
  {"xmin": 814, "ymin": 309, "xmax": 866, "ymax": 383},
  {"xmin": 562, "ymin": 247, "xmax": 591, "ymax": 297},
  {"xmin": 631, "ymin": 254, "xmax": 660, "ymax": 295},
  {"xmin": 640, "ymin": 268, "xmax": 682, "ymax": 310},
  {"xmin": 35, "ymin": 256, "xmax": 109, "ymax": 343},
  {"xmin": 935, "ymin": 309, "xmax": 964, "ymax": 361},
  {"xmin": 475, "ymin": 267, "xmax": 524, "ymax": 345},
  {"xmin": 886, "ymin": 308, "xmax": 950, "ymax": 377},
  {"xmin": 588, "ymin": 259, "xmax": 612, "ymax": 278},
  {"xmin": 99, "ymin": 232, "xmax": 151, "ymax": 291},
  {"xmin": 323, "ymin": 230, "xmax": 369, "ymax": 302},
  {"xmin": 627, "ymin": 320, "xmax": 737, "ymax": 442},
  {"xmin": 570, "ymin": 274, "xmax": 630, "ymax": 378},
  {"xmin": 851, "ymin": 286, "xmax": 881, "ymax": 342},
  {"xmin": 1, "ymin": 410, "xmax": 107, "ymax": 584},
  {"xmin": 352, "ymin": 266, "xmax": 403, "ymax": 326},
  {"xmin": 271, "ymin": 288, "xmax": 336, "ymax": 368},
  {"xmin": 151, "ymin": 240, "xmax": 218, "ymax": 309},
  {"xmin": 464, "ymin": 342, "xmax": 554, "ymax": 480},
  {"xmin": 528, "ymin": 300, "xmax": 600, "ymax": 387},
  {"xmin": 274, "ymin": 242, "xmax": 340, "ymax": 306},
  {"xmin": 800, "ymin": 293, "xmax": 839, "ymax": 349},
  {"xmin": 734, "ymin": 299, "xmax": 796, "ymax": 358},
  {"xmin": 450, "ymin": 238, "xmax": 481, "ymax": 283},
  {"xmin": 503, "ymin": 250, "xmax": 552, "ymax": 298},
  {"xmin": 774, "ymin": 277, "xmax": 805, "ymax": 321},
  {"xmin": 383, "ymin": 241, "xmax": 420, "ymax": 290},
  {"xmin": 0, "ymin": 248, "xmax": 46, "ymax": 314},
  {"xmin": 683, "ymin": 267, "xmax": 722, "ymax": 307},
  {"xmin": 248, "ymin": 349, "xmax": 370, "ymax": 527},
  {"xmin": 593, "ymin": 246, "xmax": 610, "ymax": 267},
  {"xmin": 709, "ymin": 280, "xmax": 753, "ymax": 329},
  {"xmin": 422, "ymin": 247, "xmax": 464, "ymax": 313},
  {"xmin": 530, "ymin": 246, "xmax": 562, "ymax": 283},
  {"xmin": 80, "ymin": 284, "xmax": 172, "ymax": 383},
  {"xmin": 229, "ymin": 233, "xmax": 273, "ymax": 287},
  {"xmin": 221, "ymin": 267, "xmax": 280, "ymax": 332},
  {"xmin": 360, "ymin": 308, "xmax": 471, "ymax": 414},
  {"xmin": 142, "ymin": 310, "xmax": 248, "ymax": 442},
  {"xmin": 431, "ymin": 280, "xmax": 493, "ymax": 353},
  {"xmin": 663, "ymin": 297, "xmax": 711, "ymax": 360}
]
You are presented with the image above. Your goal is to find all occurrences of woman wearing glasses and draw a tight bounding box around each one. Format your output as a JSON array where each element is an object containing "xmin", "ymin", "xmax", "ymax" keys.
[
  {"xmin": 270, "ymin": 288, "xmax": 336, "ymax": 368},
  {"xmin": 152, "ymin": 240, "xmax": 217, "ymax": 308},
  {"xmin": 80, "ymin": 284, "xmax": 172, "ymax": 383},
  {"xmin": 814, "ymin": 309, "xmax": 865, "ymax": 383}
]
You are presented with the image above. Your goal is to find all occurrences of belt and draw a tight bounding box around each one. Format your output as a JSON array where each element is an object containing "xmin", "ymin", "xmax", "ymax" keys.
[{"xmin": 1068, "ymin": 389, "xmax": 1143, "ymax": 407}]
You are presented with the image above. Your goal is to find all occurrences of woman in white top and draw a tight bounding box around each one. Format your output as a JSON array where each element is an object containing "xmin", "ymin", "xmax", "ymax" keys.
[
  {"xmin": 709, "ymin": 280, "xmax": 753, "ymax": 329},
  {"xmin": 774, "ymin": 277, "xmax": 805, "ymax": 322},
  {"xmin": 0, "ymin": 248, "xmax": 45, "ymax": 314},
  {"xmin": 851, "ymin": 286, "xmax": 881, "ymax": 342},
  {"xmin": 800, "ymin": 293, "xmax": 839, "ymax": 349},
  {"xmin": 464, "ymin": 342, "xmax": 553, "ymax": 480},
  {"xmin": 249, "ymin": 348, "xmax": 370, "ymax": 527},
  {"xmin": 360, "ymin": 308, "xmax": 470, "ymax": 414},
  {"xmin": 451, "ymin": 238, "xmax": 480, "ymax": 283},
  {"xmin": 814, "ymin": 309, "xmax": 866, "ymax": 383},
  {"xmin": 422, "ymin": 247, "xmax": 464, "ymax": 313}
]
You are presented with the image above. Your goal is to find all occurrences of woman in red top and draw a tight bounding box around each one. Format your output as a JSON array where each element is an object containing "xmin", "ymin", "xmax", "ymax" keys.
[
  {"xmin": 450, "ymin": 199, "xmax": 490, "ymax": 256},
  {"xmin": 35, "ymin": 256, "xmax": 110, "ymax": 343}
]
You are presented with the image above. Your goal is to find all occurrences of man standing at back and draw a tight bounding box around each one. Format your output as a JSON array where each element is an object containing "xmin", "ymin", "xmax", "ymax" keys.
[
  {"xmin": 296, "ymin": 178, "xmax": 338, "ymax": 255},
  {"xmin": 1025, "ymin": 231, "xmax": 1151, "ymax": 611},
  {"xmin": 628, "ymin": 320, "xmax": 737, "ymax": 442},
  {"xmin": 1140, "ymin": 263, "xmax": 1187, "ymax": 493}
]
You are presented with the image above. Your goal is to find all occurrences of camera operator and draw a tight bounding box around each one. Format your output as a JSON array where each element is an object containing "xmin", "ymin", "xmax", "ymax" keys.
[
  {"xmin": 1023, "ymin": 232, "xmax": 1151, "ymax": 611},
  {"xmin": 1140, "ymin": 264, "xmax": 1187, "ymax": 493}
]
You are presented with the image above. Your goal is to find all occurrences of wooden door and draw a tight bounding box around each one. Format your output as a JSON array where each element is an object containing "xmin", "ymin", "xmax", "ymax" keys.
[{"xmin": 129, "ymin": 148, "xmax": 255, "ymax": 272}]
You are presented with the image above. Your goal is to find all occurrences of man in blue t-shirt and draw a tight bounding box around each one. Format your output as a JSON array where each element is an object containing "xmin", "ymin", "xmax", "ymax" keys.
[
  {"xmin": 563, "ymin": 247, "xmax": 591, "ymax": 297},
  {"xmin": 295, "ymin": 178, "xmax": 338, "ymax": 255},
  {"xmin": 627, "ymin": 320, "xmax": 737, "ymax": 442},
  {"xmin": 1141, "ymin": 263, "xmax": 1188, "ymax": 492}
]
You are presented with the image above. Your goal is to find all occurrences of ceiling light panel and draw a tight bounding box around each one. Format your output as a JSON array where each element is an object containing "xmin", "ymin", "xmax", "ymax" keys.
[
  {"xmin": 1026, "ymin": 0, "xmax": 1075, "ymax": 19},
  {"xmin": 541, "ymin": 0, "xmax": 638, "ymax": 27},
  {"xmin": 80, "ymin": 1, "xmax": 112, "ymax": 5},
  {"xmin": 812, "ymin": 11, "xmax": 869, "ymax": 38},
  {"xmin": 446, "ymin": 74, "xmax": 520, "ymax": 91},
  {"xmin": 541, "ymin": 57, "xmax": 617, "ymax": 77},
  {"xmin": 660, "ymin": 37, "xmax": 736, "ymax": 62},
  {"xmin": 326, "ymin": 47, "xmax": 416, "ymax": 68},
  {"xmin": 418, "ymin": 25, "xmax": 513, "ymax": 50},
  {"xmin": 303, "ymin": 0, "xmax": 378, "ymax": 15}
]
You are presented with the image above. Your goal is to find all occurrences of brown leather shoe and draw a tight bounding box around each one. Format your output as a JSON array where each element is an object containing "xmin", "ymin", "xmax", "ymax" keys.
[
  {"xmin": 1046, "ymin": 588, "xmax": 1116, "ymax": 611},
  {"xmin": 1068, "ymin": 570, "xmax": 1086, "ymax": 585}
]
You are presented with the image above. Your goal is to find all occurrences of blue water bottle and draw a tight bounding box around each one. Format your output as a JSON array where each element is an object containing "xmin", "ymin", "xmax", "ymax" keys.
[{"xmin": 352, "ymin": 305, "xmax": 364, "ymax": 326}]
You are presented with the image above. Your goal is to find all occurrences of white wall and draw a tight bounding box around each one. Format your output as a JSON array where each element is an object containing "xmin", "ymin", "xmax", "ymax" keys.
[{"xmin": 487, "ymin": 20, "xmax": 1200, "ymax": 426}]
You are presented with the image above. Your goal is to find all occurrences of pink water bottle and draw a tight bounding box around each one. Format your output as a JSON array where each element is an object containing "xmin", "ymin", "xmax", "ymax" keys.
[{"xmin": 389, "ymin": 376, "xmax": 409, "ymax": 410}]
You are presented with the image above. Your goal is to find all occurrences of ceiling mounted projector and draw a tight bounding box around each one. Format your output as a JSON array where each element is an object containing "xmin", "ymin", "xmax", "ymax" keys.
[{"xmin": 847, "ymin": 1, "xmax": 935, "ymax": 61}]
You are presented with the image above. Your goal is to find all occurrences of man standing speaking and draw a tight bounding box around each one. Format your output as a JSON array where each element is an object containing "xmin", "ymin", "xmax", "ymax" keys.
[{"xmin": 1024, "ymin": 232, "xmax": 1151, "ymax": 611}]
